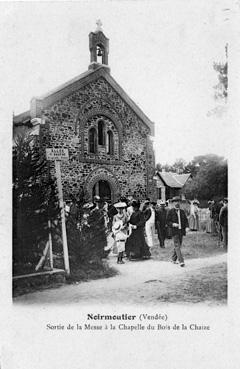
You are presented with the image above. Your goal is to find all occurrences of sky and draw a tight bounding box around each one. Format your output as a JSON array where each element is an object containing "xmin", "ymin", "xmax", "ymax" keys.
[{"xmin": 1, "ymin": 0, "xmax": 238, "ymax": 164}]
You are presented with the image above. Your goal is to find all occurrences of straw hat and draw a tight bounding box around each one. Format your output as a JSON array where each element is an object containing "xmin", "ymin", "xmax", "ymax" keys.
[
  {"xmin": 171, "ymin": 196, "xmax": 181, "ymax": 202},
  {"xmin": 112, "ymin": 221, "xmax": 123, "ymax": 231},
  {"xmin": 114, "ymin": 202, "xmax": 127, "ymax": 208},
  {"xmin": 83, "ymin": 202, "xmax": 94, "ymax": 209},
  {"xmin": 193, "ymin": 199, "xmax": 200, "ymax": 205},
  {"xmin": 93, "ymin": 195, "xmax": 101, "ymax": 202},
  {"xmin": 158, "ymin": 200, "xmax": 166, "ymax": 206}
]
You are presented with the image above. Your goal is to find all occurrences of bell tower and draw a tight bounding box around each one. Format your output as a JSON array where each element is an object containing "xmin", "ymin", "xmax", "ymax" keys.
[{"xmin": 88, "ymin": 20, "xmax": 110, "ymax": 72}]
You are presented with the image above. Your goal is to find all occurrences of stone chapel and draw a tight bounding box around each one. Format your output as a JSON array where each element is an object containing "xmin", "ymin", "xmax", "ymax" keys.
[{"xmin": 13, "ymin": 22, "xmax": 156, "ymax": 203}]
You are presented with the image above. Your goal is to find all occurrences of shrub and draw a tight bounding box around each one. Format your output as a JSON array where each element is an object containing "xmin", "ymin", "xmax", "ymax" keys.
[{"xmin": 13, "ymin": 133, "xmax": 60, "ymax": 270}]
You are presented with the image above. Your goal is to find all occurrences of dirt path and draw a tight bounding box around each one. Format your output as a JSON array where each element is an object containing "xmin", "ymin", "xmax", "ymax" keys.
[{"xmin": 14, "ymin": 253, "xmax": 227, "ymax": 306}]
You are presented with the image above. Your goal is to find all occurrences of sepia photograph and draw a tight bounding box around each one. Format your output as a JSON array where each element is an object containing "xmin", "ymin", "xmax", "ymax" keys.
[{"xmin": 1, "ymin": 0, "xmax": 240, "ymax": 368}]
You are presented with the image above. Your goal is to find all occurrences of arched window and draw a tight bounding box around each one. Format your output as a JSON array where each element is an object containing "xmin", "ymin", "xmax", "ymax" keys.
[
  {"xmin": 106, "ymin": 130, "xmax": 114, "ymax": 155},
  {"xmin": 89, "ymin": 128, "xmax": 97, "ymax": 153},
  {"xmin": 98, "ymin": 120, "xmax": 105, "ymax": 145},
  {"xmin": 96, "ymin": 44, "xmax": 105, "ymax": 64}
]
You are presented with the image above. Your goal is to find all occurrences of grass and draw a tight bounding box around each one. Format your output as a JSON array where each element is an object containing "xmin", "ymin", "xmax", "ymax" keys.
[
  {"xmin": 151, "ymin": 231, "xmax": 226, "ymax": 261},
  {"xmin": 13, "ymin": 262, "xmax": 37, "ymax": 276},
  {"xmin": 13, "ymin": 258, "xmax": 117, "ymax": 297},
  {"xmin": 13, "ymin": 252, "xmax": 118, "ymax": 297},
  {"xmin": 149, "ymin": 231, "xmax": 227, "ymax": 304},
  {"xmin": 13, "ymin": 231, "xmax": 225, "ymax": 297},
  {"xmin": 66, "ymin": 258, "xmax": 117, "ymax": 283}
]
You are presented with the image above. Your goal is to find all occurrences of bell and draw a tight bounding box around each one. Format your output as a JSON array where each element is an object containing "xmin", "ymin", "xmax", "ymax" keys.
[{"xmin": 97, "ymin": 47, "xmax": 103, "ymax": 57}]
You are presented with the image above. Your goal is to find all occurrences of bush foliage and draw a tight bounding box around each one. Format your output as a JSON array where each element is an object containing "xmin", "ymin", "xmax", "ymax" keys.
[{"xmin": 13, "ymin": 134, "xmax": 60, "ymax": 267}]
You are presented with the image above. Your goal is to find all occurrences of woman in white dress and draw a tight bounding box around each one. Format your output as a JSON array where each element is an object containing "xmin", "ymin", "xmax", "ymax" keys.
[
  {"xmin": 143, "ymin": 200, "xmax": 156, "ymax": 248},
  {"xmin": 189, "ymin": 200, "xmax": 200, "ymax": 231},
  {"xmin": 205, "ymin": 207, "xmax": 212, "ymax": 233},
  {"xmin": 112, "ymin": 202, "xmax": 129, "ymax": 264}
]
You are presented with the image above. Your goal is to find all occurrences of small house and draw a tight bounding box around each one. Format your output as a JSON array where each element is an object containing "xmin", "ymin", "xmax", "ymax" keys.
[{"xmin": 155, "ymin": 171, "xmax": 191, "ymax": 201}]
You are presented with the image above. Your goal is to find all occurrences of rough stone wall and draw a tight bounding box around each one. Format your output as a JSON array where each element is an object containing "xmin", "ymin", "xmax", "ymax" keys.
[
  {"xmin": 146, "ymin": 136, "xmax": 157, "ymax": 200},
  {"xmin": 40, "ymin": 76, "xmax": 155, "ymax": 201}
]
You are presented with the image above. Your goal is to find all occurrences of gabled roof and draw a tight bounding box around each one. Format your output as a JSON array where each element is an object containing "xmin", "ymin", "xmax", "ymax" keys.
[
  {"xmin": 13, "ymin": 110, "xmax": 31, "ymax": 125},
  {"xmin": 157, "ymin": 171, "xmax": 191, "ymax": 188},
  {"xmin": 13, "ymin": 65, "xmax": 154, "ymax": 135}
]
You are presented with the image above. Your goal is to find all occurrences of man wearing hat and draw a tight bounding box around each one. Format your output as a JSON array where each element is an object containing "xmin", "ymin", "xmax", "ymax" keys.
[
  {"xmin": 80, "ymin": 202, "xmax": 94, "ymax": 229},
  {"xmin": 219, "ymin": 198, "xmax": 228, "ymax": 249},
  {"xmin": 155, "ymin": 200, "xmax": 167, "ymax": 248},
  {"xmin": 92, "ymin": 195, "xmax": 101, "ymax": 210},
  {"xmin": 87, "ymin": 196, "xmax": 107, "ymax": 258},
  {"xmin": 166, "ymin": 196, "xmax": 189, "ymax": 267}
]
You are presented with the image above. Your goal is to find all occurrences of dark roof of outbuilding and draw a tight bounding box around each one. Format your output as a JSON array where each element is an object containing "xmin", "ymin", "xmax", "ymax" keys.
[{"xmin": 157, "ymin": 171, "xmax": 191, "ymax": 188}]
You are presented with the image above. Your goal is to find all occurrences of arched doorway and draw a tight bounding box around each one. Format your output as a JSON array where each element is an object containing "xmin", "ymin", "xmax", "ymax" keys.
[
  {"xmin": 85, "ymin": 167, "xmax": 120, "ymax": 203},
  {"xmin": 93, "ymin": 180, "xmax": 112, "ymax": 202}
]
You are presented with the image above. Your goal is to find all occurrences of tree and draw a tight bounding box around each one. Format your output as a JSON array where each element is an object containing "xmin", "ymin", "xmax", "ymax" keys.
[
  {"xmin": 213, "ymin": 43, "xmax": 228, "ymax": 101},
  {"xmin": 156, "ymin": 158, "xmax": 189, "ymax": 174},
  {"xmin": 171, "ymin": 158, "xmax": 188, "ymax": 173},
  {"xmin": 207, "ymin": 44, "xmax": 228, "ymax": 118},
  {"xmin": 13, "ymin": 133, "xmax": 60, "ymax": 268},
  {"xmin": 183, "ymin": 154, "xmax": 227, "ymax": 200},
  {"xmin": 156, "ymin": 162, "xmax": 172, "ymax": 172}
]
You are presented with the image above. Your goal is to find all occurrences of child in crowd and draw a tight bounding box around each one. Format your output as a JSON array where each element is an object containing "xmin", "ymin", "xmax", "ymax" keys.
[{"xmin": 112, "ymin": 202, "xmax": 129, "ymax": 264}]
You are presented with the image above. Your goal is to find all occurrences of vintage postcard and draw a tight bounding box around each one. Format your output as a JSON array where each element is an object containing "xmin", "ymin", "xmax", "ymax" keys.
[{"xmin": 1, "ymin": 1, "xmax": 240, "ymax": 368}]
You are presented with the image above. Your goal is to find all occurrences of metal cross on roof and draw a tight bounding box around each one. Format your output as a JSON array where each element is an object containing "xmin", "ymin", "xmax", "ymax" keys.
[{"xmin": 96, "ymin": 19, "xmax": 103, "ymax": 31}]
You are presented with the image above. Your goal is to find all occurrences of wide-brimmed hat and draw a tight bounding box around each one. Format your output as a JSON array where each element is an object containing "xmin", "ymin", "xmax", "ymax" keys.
[
  {"xmin": 158, "ymin": 200, "xmax": 166, "ymax": 206},
  {"xmin": 171, "ymin": 196, "xmax": 181, "ymax": 202},
  {"xmin": 83, "ymin": 202, "xmax": 94, "ymax": 209},
  {"xmin": 193, "ymin": 199, "xmax": 200, "ymax": 205},
  {"xmin": 112, "ymin": 221, "xmax": 122, "ymax": 231},
  {"xmin": 114, "ymin": 202, "xmax": 127, "ymax": 209}
]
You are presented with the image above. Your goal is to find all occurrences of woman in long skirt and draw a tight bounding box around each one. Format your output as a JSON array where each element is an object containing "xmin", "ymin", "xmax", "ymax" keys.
[
  {"xmin": 189, "ymin": 200, "xmax": 200, "ymax": 231},
  {"xmin": 205, "ymin": 207, "xmax": 212, "ymax": 233},
  {"xmin": 126, "ymin": 200, "xmax": 151, "ymax": 260},
  {"xmin": 112, "ymin": 202, "xmax": 129, "ymax": 264},
  {"xmin": 143, "ymin": 200, "xmax": 156, "ymax": 248},
  {"xmin": 208, "ymin": 200, "xmax": 216, "ymax": 233}
]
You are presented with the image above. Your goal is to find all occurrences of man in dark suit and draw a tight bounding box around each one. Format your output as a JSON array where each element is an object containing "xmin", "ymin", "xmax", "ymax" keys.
[
  {"xmin": 166, "ymin": 196, "xmax": 189, "ymax": 267},
  {"xmin": 155, "ymin": 200, "xmax": 167, "ymax": 248}
]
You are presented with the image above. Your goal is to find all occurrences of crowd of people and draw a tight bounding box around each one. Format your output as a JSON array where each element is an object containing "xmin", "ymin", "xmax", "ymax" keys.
[
  {"xmin": 65, "ymin": 195, "xmax": 190, "ymax": 266},
  {"xmin": 109, "ymin": 196, "xmax": 190, "ymax": 266},
  {"xmin": 206, "ymin": 198, "xmax": 228, "ymax": 248},
  {"xmin": 64, "ymin": 194, "xmax": 228, "ymax": 267}
]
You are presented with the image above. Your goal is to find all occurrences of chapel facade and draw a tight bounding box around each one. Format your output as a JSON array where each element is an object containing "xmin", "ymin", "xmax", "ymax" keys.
[{"xmin": 13, "ymin": 22, "xmax": 156, "ymax": 203}]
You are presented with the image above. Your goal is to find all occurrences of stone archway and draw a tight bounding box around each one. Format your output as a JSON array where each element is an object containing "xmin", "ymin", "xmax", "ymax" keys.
[
  {"xmin": 77, "ymin": 100, "xmax": 123, "ymax": 159},
  {"xmin": 84, "ymin": 167, "xmax": 120, "ymax": 203}
]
